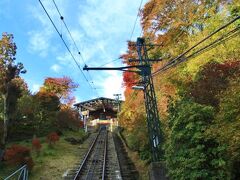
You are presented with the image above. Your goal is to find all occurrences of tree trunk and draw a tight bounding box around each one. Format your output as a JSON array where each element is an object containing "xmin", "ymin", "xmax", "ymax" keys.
[{"xmin": 0, "ymin": 93, "xmax": 9, "ymax": 150}]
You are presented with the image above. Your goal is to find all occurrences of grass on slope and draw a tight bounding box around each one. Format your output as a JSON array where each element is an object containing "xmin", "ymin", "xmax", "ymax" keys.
[{"xmin": 0, "ymin": 130, "xmax": 89, "ymax": 180}]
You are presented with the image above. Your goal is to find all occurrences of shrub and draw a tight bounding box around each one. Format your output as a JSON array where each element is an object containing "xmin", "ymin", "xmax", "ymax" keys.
[
  {"xmin": 165, "ymin": 98, "xmax": 228, "ymax": 179},
  {"xmin": 57, "ymin": 109, "xmax": 82, "ymax": 131},
  {"xmin": 32, "ymin": 138, "xmax": 42, "ymax": 154},
  {"xmin": 4, "ymin": 144, "xmax": 34, "ymax": 170},
  {"xmin": 46, "ymin": 132, "xmax": 59, "ymax": 146}
]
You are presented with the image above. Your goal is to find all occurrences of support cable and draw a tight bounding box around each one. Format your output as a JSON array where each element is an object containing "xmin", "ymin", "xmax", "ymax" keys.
[
  {"xmin": 52, "ymin": 0, "xmax": 108, "ymax": 97},
  {"xmin": 52, "ymin": 0, "xmax": 86, "ymax": 64},
  {"xmin": 39, "ymin": 0, "xmax": 99, "ymax": 96},
  {"xmin": 98, "ymin": 57, "xmax": 121, "ymax": 67},
  {"xmin": 185, "ymin": 27, "xmax": 240, "ymax": 60},
  {"xmin": 140, "ymin": 0, "xmax": 155, "ymax": 37},
  {"xmin": 152, "ymin": 15, "xmax": 240, "ymax": 76},
  {"xmin": 152, "ymin": 26, "xmax": 240, "ymax": 75},
  {"xmin": 129, "ymin": 0, "xmax": 144, "ymax": 41},
  {"xmin": 121, "ymin": 90, "xmax": 139, "ymax": 111}
]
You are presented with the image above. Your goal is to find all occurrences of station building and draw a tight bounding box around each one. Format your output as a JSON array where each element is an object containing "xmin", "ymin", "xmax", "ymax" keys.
[{"xmin": 74, "ymin": 97, "xmax": 122, "ymax": 131}]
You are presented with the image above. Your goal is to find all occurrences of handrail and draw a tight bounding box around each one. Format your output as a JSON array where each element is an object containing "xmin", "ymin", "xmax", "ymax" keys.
[{"xmin": 4, "ymin": 164, "xmax": 28, "ymax": 180}]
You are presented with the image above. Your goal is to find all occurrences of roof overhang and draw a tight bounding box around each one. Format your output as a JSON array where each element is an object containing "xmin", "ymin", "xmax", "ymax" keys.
[{"xmin": 74, "ymin": 97, "xmax": 123, "ymax": 112}]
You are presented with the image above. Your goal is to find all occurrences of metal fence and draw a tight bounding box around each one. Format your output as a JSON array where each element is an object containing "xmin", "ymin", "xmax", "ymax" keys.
[{"xmin": 4, "ymin": 165, "xmax": 28, "ymax": 180}]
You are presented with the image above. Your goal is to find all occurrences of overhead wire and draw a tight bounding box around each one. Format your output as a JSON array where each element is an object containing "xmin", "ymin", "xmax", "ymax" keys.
[
  {"xmin": 52, "ymin": 0, "xmax": 100, "ymax": 97},
  {"xmin": 121, "ymin": 90, "xmax": 140, "ymax": 111},
  {"xmin": 39, "ymin": 0, "xmax": 99, "ymax": 97},
  {"xmin": 129, "ymin": 0, "xmax": 144, "ymax": 41},
  {"xmin": 98, "ymin": 57, "xmax": 121, "ymax": 67},
  {"xmin": 185, "ymin": 27, "xmax": 240, "ymax": 60},
  {"xmin": 140, "ymin": 0, "xmax": 155, "ymax": 38},
  {"xmin": 122, "ymin": 0, "xmax": 148, "ymax": 107},
  {"xmin": 151, "ymin": 15, "xmax": 240, "ymax": 76},
  {"xmin": 152, "ymin": 26, "xmax": 240, "ymax": 75},
  {"xmin": 110, "ymin": 0, "xmax": 145, "ymax": 101}
]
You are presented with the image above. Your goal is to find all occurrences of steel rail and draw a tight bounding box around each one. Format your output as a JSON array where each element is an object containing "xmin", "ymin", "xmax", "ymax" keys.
[
  {"xmin": 73, "ymin": 130, "xmax": 101, "ymax": 180},
  {"xmin": 85, "ymin": 131, "xmax": 103, "ymax": 179},
  {"xmin": 102, "ymin": 130, "xmax": 108, "ymax": 180}
]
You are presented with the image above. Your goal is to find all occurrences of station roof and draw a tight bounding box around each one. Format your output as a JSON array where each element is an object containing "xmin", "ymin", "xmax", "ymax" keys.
[{"xmin": 74, "ymin": 97, "xmax": 123, "ymax": 112}]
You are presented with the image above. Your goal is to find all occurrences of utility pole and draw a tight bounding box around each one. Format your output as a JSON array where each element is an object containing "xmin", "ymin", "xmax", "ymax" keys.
[
  {"xmin": 113, "ymin": 93, "xmax": 121, "ymax": 128},
  {"xmin": 134, "ymin": 37, "xmax": 163, "ymax": 161},
  {"xmin": 113, "ymin": 93, "xmax": 121, "ymax": 112},
  {"xmin": 83, "ymin": 37, "xmax": 163, "ymax": 162}
]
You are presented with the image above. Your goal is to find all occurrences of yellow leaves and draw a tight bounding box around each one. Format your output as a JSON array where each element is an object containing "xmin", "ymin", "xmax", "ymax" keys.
[{"xmin": 119, "ymin": 91, "xmax": 146, "ymax": 132}]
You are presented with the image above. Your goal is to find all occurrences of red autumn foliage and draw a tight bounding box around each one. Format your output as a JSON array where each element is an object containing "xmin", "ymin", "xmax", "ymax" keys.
[
  {"xmin": 79, "ymin": 120, "xmax": 84, "ymax": 128},
  {"xmin": 4, "ymin": 144, "xmax": 34, "ymax": 170},
  {"xmin": 41, "ymin": 76, "xmax": 78, "ymax": 106},
  {"xmin": 34, "ymin": 91, "xmax": 60, "ymax": 112},
  {"xmin": 188, "ymin": 60, "xmax": 240, "ymax": 107},
  {"xmin": 123, "ymin": 71, "xmax": 138, "ymax": 88},
  {"xmin": 46, "ymin": 132, "xmax": 59, "ymax": 146},
  {"xmin": 57, "ymin": 108, "xmax": 83, "ymax": 130},
  {"xmin": 32, "ymin": 138, "xmax": 42, "ymax": 153}
]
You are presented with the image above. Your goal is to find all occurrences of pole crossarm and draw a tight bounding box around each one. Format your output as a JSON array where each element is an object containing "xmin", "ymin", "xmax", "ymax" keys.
[
  {"xmin": 84, "ymin": 64, "xmax": 147, "ymax": 70},
  {"xmin": 83, "ymin": 64, "xmax": 151, "ymax": 76}
]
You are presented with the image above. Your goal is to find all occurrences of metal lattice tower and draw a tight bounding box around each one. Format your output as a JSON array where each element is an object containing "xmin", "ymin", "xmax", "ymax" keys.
[
  {"xmin": 82, "ymin": 37, "xmax": 163, "ymax": 161},
  {"xmin": 136, "ymin": 37, "xmax": 163, "ymax": 161}
]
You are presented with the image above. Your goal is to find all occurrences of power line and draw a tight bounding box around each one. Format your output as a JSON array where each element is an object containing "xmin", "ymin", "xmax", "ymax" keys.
[
  {"xmin": 152, "ymin": 26, "xmax": 240, "ymax": 75},
  {"xmin": 52, "ymin": 0, "xmax": 86, "ymax": 64},
  {"xmin": 38, "ymin": 0, "xmax": 98, "ymax": 96},
  {"xmin": 98, "ymin": 57, "xmax": 121, "ymax": 67},
  {"xmin": 121, "ymin": 90, "xmax": 139, "ymax": 111},
  {"xmin": 52, "ymin": 0, "xmax": 101, "ymax": 97},
  {"xmin": 140, "ymin": 0, "xmax": 155, "ymax": 38},
  {"xmin": 186, "ymin": 27, "xmax": 240, "ymax": 60},
  {"xmin": 151, "ymin": 15, "xmax": 240, "ymax": 76},
  {"xmin": 129, "ymin": 0, "xmax": 144, "ymax": 41},
  {"xmin": 153, "ymin": 27, "xmax": 239, "ymax": 74}
]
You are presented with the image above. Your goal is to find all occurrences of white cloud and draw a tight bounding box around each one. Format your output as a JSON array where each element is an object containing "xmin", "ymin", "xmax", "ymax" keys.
[
  {"xmin": 28, "ymin": 31, "xmax": 51, "ymax": 57},
  {"xmin": 50, "ymin": 64, "xmax": 62, "ymax": 72},
  {"xmin": 77, "ymin": 0, "xmax": 143, "ymax": 40},
  {"xmin": 31, "ymin": 84, "xmax": 41, "ymax": 93},
  {"xmin": 73, "ymin": 0, "xmax": 144, "ymax": 99},
  {"xmin": 92, "ymin": 70, "xmax": 124, "ymax": 99},
  {"xmin": 102, "ymin": 72, "xmax": 124, "ymax": 99},
  {"xmin": 27, "ymin": 0, "xmax": 65, "ymax": 56},
  {"xmin": 57, "ymin": 52, "xmax": 76, "ymax": 67},
  {"xmin": 27, "ymin": 0, "xmax": 146, "ymax": 99}
]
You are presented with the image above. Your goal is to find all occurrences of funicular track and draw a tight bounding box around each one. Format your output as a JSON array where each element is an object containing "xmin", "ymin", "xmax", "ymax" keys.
[{"xmin": 72, "ymin": 128, "xmax": 122, "ymax": 180}]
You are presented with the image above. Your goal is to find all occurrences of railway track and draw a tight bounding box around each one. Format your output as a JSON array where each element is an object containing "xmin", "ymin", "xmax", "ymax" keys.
[{"xmin": 71, "ymin": 128, "xmax": 122, "ymax": 180}]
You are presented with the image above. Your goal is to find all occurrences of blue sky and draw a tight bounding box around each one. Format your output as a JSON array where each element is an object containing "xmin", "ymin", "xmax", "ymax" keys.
[{"xmin": 0, "ymin": 0, "xmax": 147, "ymax": 102}]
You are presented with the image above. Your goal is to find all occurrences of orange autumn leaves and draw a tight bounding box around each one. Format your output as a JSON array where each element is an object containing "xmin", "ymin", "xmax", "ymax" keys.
[{"xmin": 39, "ymin": 76, "xmax": 78, "ymax": 108}]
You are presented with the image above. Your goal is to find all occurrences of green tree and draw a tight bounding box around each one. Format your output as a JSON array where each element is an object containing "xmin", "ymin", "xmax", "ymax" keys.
[
  {"xmin": 165, "ymin": 98, "xmax": 228, "ymax": 179},
  {"xmin": 0, "ymin": 33, "xmax": 26, "ymax": 149},
  {"xmin": 207, "ymin": 76, "xmax": 240, "ymax": 179},
  {"xmin": 33, "ymin": 91, "xmax": 60, "ymax": 135},
  {"xmin": 8, "ymin": 94, "xmax": 37, "ymax": 140}
]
